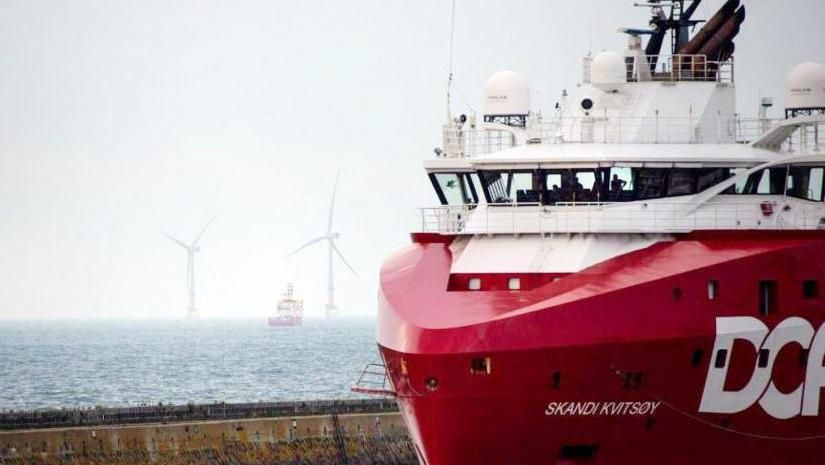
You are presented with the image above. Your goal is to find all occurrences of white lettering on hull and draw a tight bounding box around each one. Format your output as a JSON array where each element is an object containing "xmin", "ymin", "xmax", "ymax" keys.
[
  {"xmin": 544, "ymin": 401, "xmax": 661, "ymax": 417},
  {"xmin": 700, "ymin": 316, "xmax": 825, "ymax": 419}
]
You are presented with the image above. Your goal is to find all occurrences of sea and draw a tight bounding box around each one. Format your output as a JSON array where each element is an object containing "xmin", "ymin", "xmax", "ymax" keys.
[{"xmin": 0, "ymin": 318, "xmax": 379, "ymax": 411}]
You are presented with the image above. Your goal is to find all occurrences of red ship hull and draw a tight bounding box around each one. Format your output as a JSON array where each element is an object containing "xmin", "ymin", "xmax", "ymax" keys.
[
  {"xmin": 377, "ymin": 232, "xmax": 825, "ymax": 464},
  {"xmin": 268, "ymin": 316, "xmax": 303, "ymax": 327}
]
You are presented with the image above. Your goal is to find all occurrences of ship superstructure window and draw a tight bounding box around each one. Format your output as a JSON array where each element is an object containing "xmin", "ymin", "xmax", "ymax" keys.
[
  {"xmin": 803, "ymin": 280, "xmax": 819, "ymax": 299},
  {"xmin": 468, "ymin": 173, "xmax": 487, "ymax": 204},
  {"xmin": 470, "ymin": 357, "xmax": 491, "ymax": 375},
  {"xmin": 668, "ymin": 169, "xmax": 696, "ymax": 196},
  {"xmin": 544, "ymin": 169, "xmax": 601, "ymax": 203},
  {"xmin": 787, "ymin": 166, "xmax": 825, "ymax": 201},
  {"xmin": 461, "ymin": 165, "xmax": 825, "ymax": 206},
  {"xmin": 759, "ymin": 280, "xmax": 777, "ymax": 316},
  {"xmin": 737, "ymin": 167, "xmax": 797, "ymax": 196},
  {"xmin": 479, "ymin": 170, "xmax": 540, "ymax": 203},
  {"xmin": 430, "ymin": 173, "xmax": 477, "ymax": 206},
  {"xmin": 636, "ymin": 168, "xmax": 669, "ymax": 200},
  {"xmin": 468, "ymin": 278, "xmax": 481, "ymax": 290},
  {"xmin": 708, "ymin": 280, "xmax": 719, "ymax": 300},
  {"xmin": 508, "ymin": 278, "xmax": 521, "ymax": 290},
  {"xmin": 696, "ymin": 168, "xmax": 730, "ymax": 192}
]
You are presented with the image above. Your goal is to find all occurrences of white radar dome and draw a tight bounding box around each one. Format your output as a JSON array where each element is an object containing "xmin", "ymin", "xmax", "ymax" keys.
[
  {"xmin": 591, "ymin": 51, "xmax": 627, "ymax": 85},
  {"xmin": 785, "ymin": 62, "xmax": 825, "ymax": 110},
  {"xmin": 483, "ymin": 70, "xmax": 530, "ymax": 116}
]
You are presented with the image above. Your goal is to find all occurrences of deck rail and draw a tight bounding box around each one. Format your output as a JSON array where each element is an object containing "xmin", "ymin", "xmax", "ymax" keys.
[
  {"xmin": 440, "ymin": 117, "xmax": 777, "ymax": 158},
  {"xmin": 418, "ymin": 200, "xmax": 825, "ymax": 235}
]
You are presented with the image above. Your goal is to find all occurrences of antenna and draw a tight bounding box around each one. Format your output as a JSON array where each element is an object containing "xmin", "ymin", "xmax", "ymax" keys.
[{"xmin": 446, "ymin": 0, "xmax": 457, "ymax": 122}]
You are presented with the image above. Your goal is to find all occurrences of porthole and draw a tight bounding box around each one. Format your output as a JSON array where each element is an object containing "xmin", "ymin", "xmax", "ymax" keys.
[
  {"xmin": 508, "ymin": 278, "xmax": 521, "ymax": 290},
  {"xmin": 672, "ymin": 287, "xmax": 682, "ymax": 301},
  {"xmin": 691, "ymin": 349, "xmax": 703, "ymax": 367},
  {"xmin": 803, "ymin": 280, "xmax": 819, "ymax": 299},
  {"xmin": 468, "ymin": 278, "xmax": 481, "ymax": 291}
]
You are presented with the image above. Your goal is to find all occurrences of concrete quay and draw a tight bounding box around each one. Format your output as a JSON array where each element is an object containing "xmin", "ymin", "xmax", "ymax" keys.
[{"xmin": 0, "ymin": 399, "xmax": 415, "ymax": 464}]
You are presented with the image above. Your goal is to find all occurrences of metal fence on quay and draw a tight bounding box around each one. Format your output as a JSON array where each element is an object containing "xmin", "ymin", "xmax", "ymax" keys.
[{"xmin": 0, "ymin": 398, "xmax": 397, "ymax": 431}]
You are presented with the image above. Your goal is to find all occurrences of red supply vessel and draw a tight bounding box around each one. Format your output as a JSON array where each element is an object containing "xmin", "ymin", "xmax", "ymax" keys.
[
  {"xmin": 268, "ymin": 283, "xmax": 303, "ymax": 327},
  {"xmin": 366, "ymin": 1, "xmax": 825, "ymax": 463}
]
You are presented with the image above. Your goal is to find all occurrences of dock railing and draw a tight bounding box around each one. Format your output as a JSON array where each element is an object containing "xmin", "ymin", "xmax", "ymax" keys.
[{"xmin": 0, "ymin": 398, "xmax": 398, "ymax": 431}]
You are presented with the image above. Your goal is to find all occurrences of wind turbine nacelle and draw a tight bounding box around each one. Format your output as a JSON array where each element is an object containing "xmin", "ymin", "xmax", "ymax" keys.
[{"xmin": 330, "ymin": 233, "xmax": 341, "ymax": 239}]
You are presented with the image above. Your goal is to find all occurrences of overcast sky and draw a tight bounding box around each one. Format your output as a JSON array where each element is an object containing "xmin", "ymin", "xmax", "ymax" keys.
[{"xmin": 1, "ymin": 0, "xmax": 823, "ymax": 320}]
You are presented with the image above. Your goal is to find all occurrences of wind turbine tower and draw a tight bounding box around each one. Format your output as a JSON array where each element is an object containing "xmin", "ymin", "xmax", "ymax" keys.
[
  {"xmin": 161, "ymin": 217, "xmax": 216, "ymax": 319},
  {"xmin": 287, "ymin": 174, "xmax": 357, "ymax": 318}
]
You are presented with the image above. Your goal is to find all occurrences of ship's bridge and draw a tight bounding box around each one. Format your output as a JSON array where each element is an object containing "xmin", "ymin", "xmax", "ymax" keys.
[{"xmin": 422, "ymin": 116, "xmax": 825, "ymax": 236}]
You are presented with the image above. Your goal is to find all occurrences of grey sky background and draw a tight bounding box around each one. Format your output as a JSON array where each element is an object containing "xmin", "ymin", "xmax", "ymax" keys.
[{"xmin": 1, "ymin": 0, "xmax": 823, "ymax": 320}]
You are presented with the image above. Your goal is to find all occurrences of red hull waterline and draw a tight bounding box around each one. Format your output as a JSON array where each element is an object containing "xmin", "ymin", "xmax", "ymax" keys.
[
  {"xmin": 268, "ymin": 316, "xmax": 303, "ymax": 327},
  {"xmin": 377, "ymin": 232, "xmax": 825, "ymax": 465}
]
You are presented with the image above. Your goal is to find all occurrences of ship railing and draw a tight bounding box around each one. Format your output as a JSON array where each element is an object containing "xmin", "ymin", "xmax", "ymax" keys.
[
  {"xmin": 442, "ymin": 125, "xmax": 517, "ymax": 157},
  {"xmin": 351, "ymin": 363, "xmax": 396, "ymax": 398},
  {"xmin": 542, "ymin": 116, "xmax": 769, "ymax": 145},
  {"xmin": 418, "ymin": 200, "xmax": 825, "ymax": 235},
  {"xmin": 583, "ymin": 54, "xmax": 734, "ymax": 84},
  {"xmin": 439, "ymin": 117, "xmax": 776, "ymax": 158}
]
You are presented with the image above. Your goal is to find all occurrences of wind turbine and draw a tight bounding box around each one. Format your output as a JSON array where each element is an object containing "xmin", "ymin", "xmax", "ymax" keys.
[
  {"xmin": 161, "ymin": 217, "xmax": 216, "ymax": 319},
  {"xmin": 286, "ymin": 174, "xmax": 357, "ymax": 319}
]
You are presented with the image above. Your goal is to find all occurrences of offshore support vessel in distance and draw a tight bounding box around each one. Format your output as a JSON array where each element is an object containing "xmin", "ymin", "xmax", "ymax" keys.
[
  {"xmin": 269, "ymin": 283, "xmax": 304, "ymax": 327},
  {"xmin": 358, "ymin": 0, "xmax": 825, "ymax": 463}
]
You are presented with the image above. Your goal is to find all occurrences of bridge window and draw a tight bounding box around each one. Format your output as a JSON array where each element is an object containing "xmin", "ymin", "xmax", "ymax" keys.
[
  {"xmin": 668, "ymin": 169, "xmax": 696, "ymax": 196},
  {"xmin": 470, "ymin": 166, "xmax": 752, "ymax": 206},
  {"xmin": 696, "ymin": 168, "xmax": 730, "ymax": 192},
  {"xmin": 608, "ymin": 167, "xmax": 633, "ymax": 201},
  {"xmin": 429, "ymin": 173, "xmax": 477, "ymax": 206},
  {"xmin": 636, "ymin": 168, "xmax": 668, "ymax": 200},
  {"xmin": 787, "ymin": 166, "xmax": 825, "ymax": 201},
  {"xmin": 742, "ymin": 168, "xmax": 787, "ymax": 195},
  {"xmin": 479, "ymin": 170, "xmax": 542, "ymax": 204},
  {"xmin": 545, "ymin": 169, "xmax": 604, "ymax": 203}
]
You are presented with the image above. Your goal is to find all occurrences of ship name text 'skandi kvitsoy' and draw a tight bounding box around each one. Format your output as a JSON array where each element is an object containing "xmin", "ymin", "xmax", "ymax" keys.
[{"xmin": 355, "ymin": 0, "xmax": 825, "ymax": 463}]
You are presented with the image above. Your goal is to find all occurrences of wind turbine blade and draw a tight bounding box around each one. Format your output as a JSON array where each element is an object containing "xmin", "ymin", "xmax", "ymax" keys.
[
  {"xmin": 331, "ymin": 241, "xmax": 358, "ymax": 277},
  {"xmin": 160, "ymin": 231, "xmax": 190, "ymax": 250},
  {"xmin": 191, "ymin": 216, "xmax": 216, "ymax": 247},
  {"xmin": 327, "ymin": 171, "xmax": 340, "ymax": 234},
  {"xmin": 285, "ymin": 236, "xmax": 329, "ymax": 259}
]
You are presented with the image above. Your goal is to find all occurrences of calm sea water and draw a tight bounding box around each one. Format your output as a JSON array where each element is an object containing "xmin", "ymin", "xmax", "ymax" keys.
[{"xmin": 0, "ymin": 318, "xmax": 378, "ymax": 411}]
